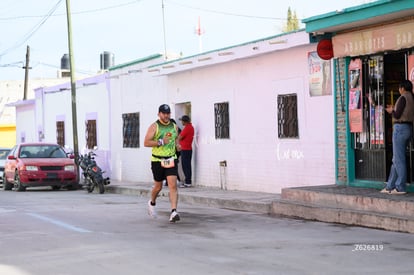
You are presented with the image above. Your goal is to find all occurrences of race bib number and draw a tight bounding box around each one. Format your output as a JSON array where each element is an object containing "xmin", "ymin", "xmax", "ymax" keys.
[{"xmin": 161, "ymin": 157, "xmax": 175, "ymax": 168}]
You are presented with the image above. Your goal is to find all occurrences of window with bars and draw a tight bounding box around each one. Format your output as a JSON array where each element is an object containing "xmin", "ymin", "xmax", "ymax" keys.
[
  {"xmin": 122, "ymin": 112, "xmax": 140, "ymax": 148},
  {"xmin": 214, "ymin": 102, "xmax": 230, "ymax": 139},
  {"xmin": 277, "ymin": 94, "xmax": 299, "ymax": 138},
  {"xmin": 85, "ymin": 120, "xmax": 97, "ymax": 149},
  {"xmin": 56, "ymin": 121, "xmax": 65, "ymax": 146}
]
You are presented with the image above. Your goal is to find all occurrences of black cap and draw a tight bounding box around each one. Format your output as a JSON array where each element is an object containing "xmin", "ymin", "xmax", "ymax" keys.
[
  {"xmin": 158, "ymin": 104, "xmax": 171, "ymax": 113},
  {"xmin": 180, "ymin": 115, "xmax": 190, "ymax": 122}
]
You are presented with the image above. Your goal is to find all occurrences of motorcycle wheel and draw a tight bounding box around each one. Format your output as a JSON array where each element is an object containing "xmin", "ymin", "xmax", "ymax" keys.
[
  {"xmin": 97, "ymin": 181, "xmax": 105, "ymax": 194},
  {"xmin": 86, "ymin": 180, "xmax": 94, "ymax": 193}
]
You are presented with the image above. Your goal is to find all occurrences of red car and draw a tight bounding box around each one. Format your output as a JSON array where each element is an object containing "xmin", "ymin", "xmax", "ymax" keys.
[{"xmin": 3, "ymin": 143, "xmax": 79, "ymax": 191}]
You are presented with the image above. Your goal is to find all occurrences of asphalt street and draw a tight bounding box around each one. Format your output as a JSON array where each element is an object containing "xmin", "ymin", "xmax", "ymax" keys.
[{"xmin": 0, "ymin": 188, "xmax": 413, "ymax": 275}]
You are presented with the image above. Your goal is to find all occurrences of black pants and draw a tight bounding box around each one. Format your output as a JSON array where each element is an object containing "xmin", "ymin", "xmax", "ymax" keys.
[{"xmin": 181, "ymin": 150, "xmax": 192, "ymax": 185}]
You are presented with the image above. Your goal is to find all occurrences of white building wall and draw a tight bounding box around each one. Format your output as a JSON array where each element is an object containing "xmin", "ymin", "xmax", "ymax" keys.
[
  {"xmin": 109, "ymin": 65, "xmax": 168, "ymax": 183},
  {"xmin": 41, "ymin": 90, "xmax": 72, "ymax": 144},
  {"xmin": 35, "ymin": 89, "xmax": 44, "ymax": 142},
  {"xmin": 167, "ymin": 44, "xmax": 334, "ymax": 193},
  {"xmin": 15, "ymin": 103, "xmax": 36, "ymax": 143},
  {"xmin": 75, "ymin": 82, "xmax": 111, "ymax": 174},
  {"xmin": 32, "ymin": 75, "xmax": 111, "ymax": 175}
]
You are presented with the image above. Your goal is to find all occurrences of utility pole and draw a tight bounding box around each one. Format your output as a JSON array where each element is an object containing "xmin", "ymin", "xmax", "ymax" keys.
[
  {"xmin": 23, "ymin": 45, "xmax": 30, "ymax": 100},
  {"xmin": 65, "ymin": 0, "xmax": 79, "ymax": 159},
  {"xmin": 161, "ymin": 0, "xmax": 167, "ymax": 59}
]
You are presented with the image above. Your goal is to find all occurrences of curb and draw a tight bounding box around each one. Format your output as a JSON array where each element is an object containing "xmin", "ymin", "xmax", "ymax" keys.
[{"xmin": 106, "ymin": 185, "xmax": 275, "ymax": 215}]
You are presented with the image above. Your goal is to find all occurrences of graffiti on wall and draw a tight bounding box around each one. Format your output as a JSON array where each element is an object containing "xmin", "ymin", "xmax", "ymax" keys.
[{"xmin": 276, "ymin": 143, "xmax": 304, "ymax": 160}]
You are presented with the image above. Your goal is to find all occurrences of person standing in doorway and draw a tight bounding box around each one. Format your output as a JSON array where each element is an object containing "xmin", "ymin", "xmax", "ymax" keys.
[
  {"xmin": 144, "ymin": 104, "xmax": 181, "ymax": 222},
  {"xmin": 381, "ymin": 80, "xmax": 414, "ymax": 195},
  {"xmin": 178, "ymin": 115, "xmax": 195, "ymax": 188}
]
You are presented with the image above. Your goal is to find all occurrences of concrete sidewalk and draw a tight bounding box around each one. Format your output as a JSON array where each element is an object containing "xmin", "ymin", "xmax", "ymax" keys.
[
  {"xmin": 106, "ymin": 180, "xmax": 278, "ymax": 214},
  {"xmin": 105, "ymin": 181, "xmax": 414, "ymax": 234}
]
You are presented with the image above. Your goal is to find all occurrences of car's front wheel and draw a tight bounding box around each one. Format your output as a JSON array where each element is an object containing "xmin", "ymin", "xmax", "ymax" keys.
[
  {"xmin": 2, "ymin": 175, "xmax": 13, "ymax": 191},
  {"xmin": 14, "ymin": 172, "xmax": 26, "ymax": 192}
]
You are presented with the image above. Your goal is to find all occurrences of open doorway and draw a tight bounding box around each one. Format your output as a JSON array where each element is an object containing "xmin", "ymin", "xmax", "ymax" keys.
[
  {"xmin": 383, "ymin": 52, "xmax": 407, "ymax": 180},
  {"xmin": 354, "ymin": 51, "xmax": 407, "ymax": 182},
  {"xmin": 174, "ymin": 102, "xmax": 192, "ymax": 129}
]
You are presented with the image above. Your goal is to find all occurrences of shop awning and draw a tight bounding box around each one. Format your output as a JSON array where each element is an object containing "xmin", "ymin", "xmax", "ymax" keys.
[
  {"xmin": 303, "ymin": 0, "xmax": 414, "ymax": 58},
  {"xmin": 303, "ymin": 0, "xmax": 414, "ymax": 35}
]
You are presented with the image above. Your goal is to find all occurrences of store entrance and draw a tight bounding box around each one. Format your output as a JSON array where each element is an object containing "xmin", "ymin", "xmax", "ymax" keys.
[
  {"xmin": 354, "ymin": 52, "xmax": 408, "ymax": 182},
  {"xmin": 383, "ymin": 52, "xmax": 409, "ymax": 182}
]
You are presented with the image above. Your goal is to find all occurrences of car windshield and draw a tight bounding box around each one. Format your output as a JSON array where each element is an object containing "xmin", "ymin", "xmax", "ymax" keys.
[
  {"xmin": 0, "ymin": 149, "xmax": 10, "ymax": 159},
  {"xmin": 19, "ymin": 145, "xmax": 67, "ymax": 158}
]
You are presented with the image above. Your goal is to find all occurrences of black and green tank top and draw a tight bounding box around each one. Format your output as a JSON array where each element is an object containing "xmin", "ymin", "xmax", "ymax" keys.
[{"xmin": 151, "ymin": 120, "xmax": 178, "ymax": 161}]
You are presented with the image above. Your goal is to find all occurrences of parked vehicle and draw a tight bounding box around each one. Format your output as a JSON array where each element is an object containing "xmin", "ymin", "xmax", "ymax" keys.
[
  {"xmin": 3, "ymin": 143, "xmax": 78, "ymax": 191},
  {"xmin": 78, "ymin": 148, "xmax": 110, "ymax": 194},
  {"xmin": 0, "ymin": 148, "xmax": 11, "ymax": 185}
]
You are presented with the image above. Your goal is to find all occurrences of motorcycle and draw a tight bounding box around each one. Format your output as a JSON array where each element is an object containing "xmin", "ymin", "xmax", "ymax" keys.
[{"xmin": 78, "ymin": 148, "xmax": 110, "ymax": 194}]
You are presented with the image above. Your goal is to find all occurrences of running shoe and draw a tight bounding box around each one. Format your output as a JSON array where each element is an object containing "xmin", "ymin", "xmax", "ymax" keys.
[
  {"xmin": 179, "ymin": 183, "xmax": 192, "ymax": 188},
  {"xmin": 148, "ymin": 200, "xmax": 157, "ymax": 218},
  {"xmin": 169, "ymin": 210, "xmax": 180, "ymax": 223}
]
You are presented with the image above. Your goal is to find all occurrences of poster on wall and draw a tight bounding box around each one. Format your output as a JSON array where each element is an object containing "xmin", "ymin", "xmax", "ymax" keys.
[
  {"xmin": 349, "ymin": 58, "xmax": 363, "ymax": 133},
  {"xmin": 308, "ymin": 52, "xmax": 332, "ymax": 96},
  {"xmin": 371, "ymin": 105, "xmax": 384, "ymax": 144}
]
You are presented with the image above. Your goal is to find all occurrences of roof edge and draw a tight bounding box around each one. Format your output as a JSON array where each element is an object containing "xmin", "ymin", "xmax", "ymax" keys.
[
  {"xmin": 303, "ymin": 0, "xmax": 414, "ymax": 33},
  {"xmin": 109, "ymin": 54, "xmax": 163, "ymax": 71},
  {"xmin": 302, "ymin": 0, "xmax": 392, "ymax": 23},
  {"xmin": 148, "ymin": 28, "xmax": 306, "ymax": 69}
]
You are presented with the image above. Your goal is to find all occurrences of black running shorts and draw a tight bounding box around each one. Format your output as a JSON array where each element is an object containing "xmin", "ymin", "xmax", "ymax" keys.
[{"xmin": 151, "ymin": 160, "xmax": 178, "ymax": 182}]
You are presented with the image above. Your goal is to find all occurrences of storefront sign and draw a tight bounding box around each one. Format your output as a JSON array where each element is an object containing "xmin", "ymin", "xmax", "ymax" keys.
[
  {"xmin": 333, "ymin": 18, "xmax": 414, "ymax": 57},
  {"xmin": 317, "ymin": 39, "xmax": 334, "ymax": 60}
]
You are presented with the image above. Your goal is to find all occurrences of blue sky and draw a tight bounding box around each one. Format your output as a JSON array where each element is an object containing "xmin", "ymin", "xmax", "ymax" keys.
[{"xmin": 0, "ymin": 0, "xmax": 370, "ymax": 80}]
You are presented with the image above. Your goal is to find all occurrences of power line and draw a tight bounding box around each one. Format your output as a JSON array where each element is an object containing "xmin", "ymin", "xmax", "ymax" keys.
[
  {"xmin": 68, "ymin": 0, "xmax": 143, "ymax": 15},
  {"xmin": 0, "ymin": 61, "xmax": 24, "ymax": 68},
  {"xmin": 0, "ymin": 0, "xmax": 287, "ymax": 22},
  {"xmin": 0, "ymin": 59, "xmax": 96, "ymax": 76},
  {"xmin": 0, "ymin": 0, "xmax": 64, "ymax": 57},
  {"xmin": 0, "ymin": 0, "xmax": 143, "ymax": 69},
  {"xmin": 0, "ymin": 0, "xmax": 143, "ymax": 21},
  {"xmin": 165, "ymin": 0, "xmax": 287, "ymax": 21},
  {"xmin": 34, "ymin": 61, "xmax": 96, "ymax": 75}
]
